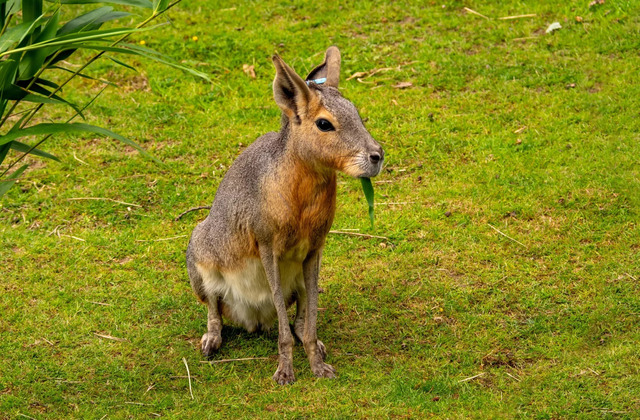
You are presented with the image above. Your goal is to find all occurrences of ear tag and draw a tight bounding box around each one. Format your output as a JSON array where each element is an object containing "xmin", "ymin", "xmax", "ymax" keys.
[{"xmin": 306, "ymin": 78, "xmax": 326, "ymax": 85}]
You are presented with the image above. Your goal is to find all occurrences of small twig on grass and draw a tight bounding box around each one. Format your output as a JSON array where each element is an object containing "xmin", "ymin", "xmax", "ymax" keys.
[
  {"xmin": 463, "ymin": 7, "xmax": 490, "ymax": 20},
  {"xmin": 73, "ymin": 152, "xmax": 89, "ymax": 166},
  {"xmin": 67, "ymin": 197, "xmax": 141, "ymax": 207},
  {"xmin": 626, "ymin": 273, "xmax": 638, "ymax": 281},
  {"xmin": 175, "ymin": 206, "xmax": 211, "ymax": 221},
  {"xmin": 182, "ymin": 357, "xmax": 194, "ymax": 400},
  {"xmin": 458, "ymin": 372, "xmax": 486, "ymax": 383},
  {"xmin": 505, "ymin": 372, "xmax": 521, "ymax": 382},
  {"xmin": 135, "ymin": 235, "xmax": 187, "ymax": 242},
  {"xmin": 60, "ymin": 234, "xmax": 85, "ymax": 242},
  {"xmin": 498, "ymin": 14, "xmax": 536, "ymax": 20},
  {"xmin": 47, "ymin": 378, "xmax": 82, "ymax": 384},
  {"xmin": 487, "ymin": 224, "xmax": 527, "ymax": 248},
  {"xmin": 86, "ymin": 300, "xmax": 112, "ymax": 306},
  {"xmin": 17, "ymin": 414, "xmax": 36, "ymax": 420},
  {"xmin": 513, "ymin": 126, "xmax": 528, "ymax": 134},
  {"xmin": 595, "ymin": 409, "xmax": 629, "ymax": 414},
  {"xmin": 410, "ymin": 128, "xmax": 429, "ymax": 136},
  {"xmin": 200, "ymin": 357, "xmax": 270, "ymax": 364},
  {"xmin": 513, "ymin": 36, "xmax": 539, "ymax": 42},
  {"xmin": 329, "ymin": 230, "xmax": 390, "ymax": 241},
  {"xmin": 409, "ymin": 284, "xmax": 423, "ymax": 298},
  {"xmin": 94, "ymin": 333, "xmax": 127, "ymax": 342},
  {"xmin": 47, "ymin": 224, "xmax": 66, "ymax": 237}
]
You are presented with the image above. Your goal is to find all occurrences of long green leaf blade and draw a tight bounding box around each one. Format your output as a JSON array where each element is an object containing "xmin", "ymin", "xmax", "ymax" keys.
[
  {"xmin": 107, "ymin": 55, "xmax": 136, "ymax": 71},
  {"xmin": 0, "ymin": 163, "xmax": 27, "ymax": 198},
  {"xmin": 17, "ymin": 92, "xmax": 67, "ymax": 104},
  {"xmin": 19, "ymin": 10, "xmax": 60, "ymax": 79},
  {"xmin": 0, "ymin": 21, "xmax": 32, "ymax": 52},
  {"xmin": 60, "ymin": 0, "xmax": 153, "ymax": 9},
  {"xmin": 0, "ymin": 141, "xmax": 10, "ymax": 163},
  {"xmin": 58, "ymin": 7, "xmax": 130, "ymax": 35},
  {"xmin": 50, "ymin": 65, "xmax": 118, "ymax": 85},
  {"xmin": 0, "ymin": 58, "xmax": 18, "ymax": 90},
  {"xmin": 10, "ymin": 140, "xmax": 59, "ymax": 161},
  {"xmin": 1, "ymin": 25, "xmax": 159, "ymax": 57},
  {"xmin": 0, "ymin": 122, "xmax": 159, "ymax": 163},
  {"xmin": 360, "ymin": 177, "xmax": 375, "ymax": 228},
  {"xmin": 21, "ymin": 0, "xmax": 42, "ymax": 24},
  {"xmin": 123, "ymin": 43, "xmax": 211, "ymax": 81}
]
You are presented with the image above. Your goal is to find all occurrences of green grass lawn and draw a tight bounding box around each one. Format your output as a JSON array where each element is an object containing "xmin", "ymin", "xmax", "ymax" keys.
[{"xmin": 2, "ymin": 0, "xmax": 640, "ymax": 418}]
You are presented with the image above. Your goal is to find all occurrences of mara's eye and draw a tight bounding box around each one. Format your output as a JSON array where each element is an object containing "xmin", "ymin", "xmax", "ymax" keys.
[{"xmin": 315, "ymin": 119, "xmax": 335, "ymax": 132}]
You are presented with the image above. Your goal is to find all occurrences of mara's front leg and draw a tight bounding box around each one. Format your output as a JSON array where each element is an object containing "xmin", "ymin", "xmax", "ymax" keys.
[
  {"xmin": 301, "ymin": 251, "xmax": 336, "ymax": 378},
  {"xmin": 260, "ymin": 245, "xmax": 295, "ymax": 385}
]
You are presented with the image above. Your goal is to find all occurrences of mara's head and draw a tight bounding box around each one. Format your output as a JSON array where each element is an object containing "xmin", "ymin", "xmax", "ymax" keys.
[{"xmin": 272, "ymin": 47, "xmax": 384, "ymax": 178}]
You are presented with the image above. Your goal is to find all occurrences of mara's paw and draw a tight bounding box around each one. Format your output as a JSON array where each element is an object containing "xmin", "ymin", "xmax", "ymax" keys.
[
  {"xmin": 317, "ymin": 339, "xmax": 327, "ymax": 362},
  {"xmin": 312, "ymin": 362, "xmax": 336, "ymax": 379},
  {"xmin": 201, "ymin": 332, "xmax": 222, "ymax": 358},
  {"xmin": 273, "ymin": 363, "xmax": 295, "ymax": 385}
]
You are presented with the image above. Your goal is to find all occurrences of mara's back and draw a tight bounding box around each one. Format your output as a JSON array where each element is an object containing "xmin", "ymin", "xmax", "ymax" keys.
[{"xmin": 187, "ymin": 131, "xmax": 284, "ymax": 270}]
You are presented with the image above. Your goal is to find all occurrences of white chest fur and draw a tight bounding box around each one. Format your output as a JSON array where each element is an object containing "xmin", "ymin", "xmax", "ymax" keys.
[{"xmin": 197, "ymin": 240, "xmax": 310, "ymax": 332}]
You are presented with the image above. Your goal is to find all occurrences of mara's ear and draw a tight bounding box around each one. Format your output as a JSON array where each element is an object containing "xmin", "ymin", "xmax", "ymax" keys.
[
  {"xmin": 306, "ymin": 46, "xmax": 341, "ymax": 88},
  {"xmin": 272, "ymin": 54, "xmax": 311, "ymax": 123}
]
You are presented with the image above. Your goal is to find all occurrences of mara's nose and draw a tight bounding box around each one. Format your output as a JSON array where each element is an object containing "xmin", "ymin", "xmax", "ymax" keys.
[{"xmin": 369, "ymin": 147, "xmax": 384, "ymax": 164}]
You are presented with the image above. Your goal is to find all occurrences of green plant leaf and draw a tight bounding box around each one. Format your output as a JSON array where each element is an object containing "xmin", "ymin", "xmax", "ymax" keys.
[
  {"xmin": 45, "ymin": 42, "xmax": 210, "ymax": 81},
  {"xmin": 123, "ymin": 43, "xmax": 211, "ymax": 81},
  {"xmin": 50, "ymin": 65, "xmax": 118, "ymax": 85},
  {"xmin": 0, "ymin": 122, "xmax": 160, "ymax": 163},
  {"xmin": 153, "ymin": 0, "xmax": 169, "ymax": 13},
  {"xmin": 10, "ymin": 140, "xmax": 59, "ymax": 161},
  {"xmin": 1, "ymin": 25, "xmax": 158, "ymax": 57},
  {"xmin": 0, "ymin": 58, "xmax": 18, "ymax": 90},
  {"xmin": 32, "ymin": 77, "xmax": 59, "ymax": 89},
  {"xmin": 19, "ymin": 10, "xmax": 60, "ymax": 79},
  {"xmin": 14, "ymin": 92, "xmax": 67, "ymax": 104},
  {"xmin": 21, "ymin": 0, "xmax": 43, "ymax": 25},
  {"xmin": 0, "ymin": 163, "xmax": 27, "ymax": 198},
  {"xmin": 107, "ymin": 55, "xmax": 136, "ymax": 71},
  {"xmin": 0, "ymin": 141, "xmax": 10, "ymax": 163},
  {"xmin": 360, "ymin": 177, "xmax": 375, "ymax": 228},
  {"xmin": 26, "ymin": 82, "xmax": 85, "ymax": 118},
  {"xmin": 0, "ymin": 21, "xmax": 33, "ymax": 52},
  {"xmin": 58, "ymin": 7, "xmax": 130, "ymax": 35},
  {"xmin": 60, "ymin": 0, "xmax": 153, "ymax": 9},
  {"xmin": 0, "ymin": 0, "xmax": 21, "ymax": 30}
]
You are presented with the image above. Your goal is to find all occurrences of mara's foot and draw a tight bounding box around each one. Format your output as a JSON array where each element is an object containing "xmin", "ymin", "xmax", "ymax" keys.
[
  {"xmin": 201, "ymin": 332, "xmax": 222, "ymax": 358},
  {"xmin": 311, "ymin": 361, "xmax": 336, "ymax": 379},
  {"xmin": 273, "ymin": 362, "xmax": 295, "ymax": 385}
]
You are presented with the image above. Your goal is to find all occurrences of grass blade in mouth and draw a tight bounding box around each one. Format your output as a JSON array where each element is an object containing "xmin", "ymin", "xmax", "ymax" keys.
[{"xmin": 360, "ymin": 177, "xmax": 375, "ymax": 228}]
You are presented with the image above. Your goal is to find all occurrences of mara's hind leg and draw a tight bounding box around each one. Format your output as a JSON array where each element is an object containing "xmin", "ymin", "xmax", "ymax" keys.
[
  {"xmin": 294, "ymin": 290, "xmax": 327, "ymax": 362},
  {"xmin": 201, "ymin": 296, "xmax": 223, "ymax": 357},
  {"xmin": 187, "ymin": 253, "xmax": 223, "ymax": 358}
]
